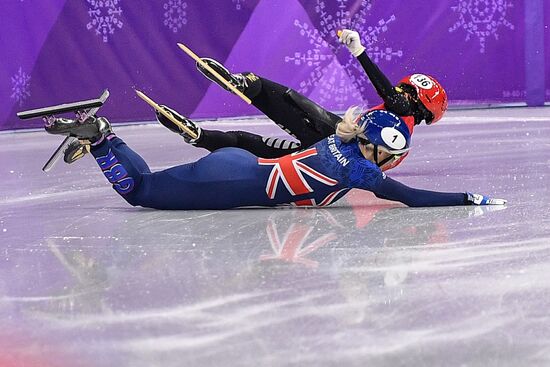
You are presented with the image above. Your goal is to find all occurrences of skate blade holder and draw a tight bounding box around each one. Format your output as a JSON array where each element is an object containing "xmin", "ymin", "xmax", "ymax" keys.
[{"xmin": 17, "ymin": 90, "xmax": 110, "ymax": 172}]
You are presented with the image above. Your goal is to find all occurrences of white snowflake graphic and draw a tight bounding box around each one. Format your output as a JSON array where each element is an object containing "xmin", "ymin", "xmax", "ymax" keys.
[
  {"xmin": 11, "ymin": 67, "xmax": 31, "ymax": 107},
  {"xmin": 284, "ymin": 0, "xmax": 402, "ymax": 109},
  {"xmin": 449, "ymin": 0, "xmax": 514, "ymax": 53},
  {"xmin": 86, "ymin": 0, "xmax": 124, "ymax": 43},
  {"xmin": 233, "ymin": 0, "xmax": 245, "ymax": 11},
  {"xmin": 163, "ymin": 0, "xmax": 187, "ymax": 33}
]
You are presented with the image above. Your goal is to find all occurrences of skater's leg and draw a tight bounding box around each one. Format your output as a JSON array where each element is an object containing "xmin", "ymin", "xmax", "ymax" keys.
[
  {"xmin": 156, "ymin": 104, "xmax": 301, "ymax": 158},
  {"xmin": 89, "ymin": 135, "xmax": 152, "ymax": 205},
  {"xmin": 251, "ymin": 77, "xmax": 340, "ymax": 145},
  {"xmin": 195, "ymin": 130, "xmax": 301, "ymax": 158},
  {"xmin": 44, "ymin": 114, "xmax": 271, "ymax": 210},
  {"xmin": 94, "ymin": 139, "xmax": 273, "ymax": 209},
  {"xmin": 90, "ymin": 134, "xmax": 203, "ymax": 209},
  {"xmin": 196, "ymin": 59, "xmax": 341, "ymax": 146},
  {"xmin": 45, "ymin": 115, "xmax": 155, "ymax": 206}
]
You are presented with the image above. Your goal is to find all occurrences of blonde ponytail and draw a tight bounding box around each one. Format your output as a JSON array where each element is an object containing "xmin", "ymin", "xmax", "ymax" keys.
[{"xmin": 336, "ymin": 106, "xmax": 365, "ymax": 142}]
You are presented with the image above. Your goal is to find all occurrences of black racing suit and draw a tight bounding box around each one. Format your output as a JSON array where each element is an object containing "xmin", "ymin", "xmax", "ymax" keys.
[{"xmin": 194, "ymin": 51, "xmax": 419, "ymax": 158}]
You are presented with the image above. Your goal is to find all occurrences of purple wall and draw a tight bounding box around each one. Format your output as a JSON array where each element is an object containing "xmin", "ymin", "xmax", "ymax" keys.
[{"xmin": 0, "ymin": 0, "xmax": 545, "ymax": 131}]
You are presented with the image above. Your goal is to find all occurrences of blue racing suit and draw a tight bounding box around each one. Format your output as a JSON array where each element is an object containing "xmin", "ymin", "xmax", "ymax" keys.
[{"xmin": 90, "ymin": 134, "xmax": 466, "ymax": 210}]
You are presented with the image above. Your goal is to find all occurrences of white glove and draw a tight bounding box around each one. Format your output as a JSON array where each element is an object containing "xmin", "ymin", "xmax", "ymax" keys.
[
  {"xmin": 339, "ymin": 29, "xmax": 365, "ymax": 57},
  {"xmin": 466, "ymin": 192, "xmax": 507, "ymax": 206}
]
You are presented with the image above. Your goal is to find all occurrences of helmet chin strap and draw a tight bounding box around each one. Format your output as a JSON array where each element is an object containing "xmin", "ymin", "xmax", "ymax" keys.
[
  {"xmin": 373, "ymin": 144, "xmax": 396, "ymax": 167},
  {"xmin": 373, "ymin": 144, "xmax": 380, "ymax": 165},
  {"xmin": 359, "ymin": 138, "xmax": 396, "ymax": 167},
  {"xmin": 377, "ymin": 154, "xmax": 396, "ymax": 167}
]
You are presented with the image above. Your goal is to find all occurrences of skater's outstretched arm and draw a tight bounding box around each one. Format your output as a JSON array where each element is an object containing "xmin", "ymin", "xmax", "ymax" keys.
[
  {"xmin": 349, "ymin": 166, "xmax": 506, "ymax": 207},
  {"xmin": 372, "ymin": 176, "xmax": 468, "ymax": 207},
  {"xmin": 336, "ymin": 113, "xmax": 505, "ymax": 208},
  {"xmin": 373, "ymin": 176, "xmax": 506, "ymax": 207},
  {"xmin": 339, "ymin": 29, "xmax": 412, "ymax": 116}
]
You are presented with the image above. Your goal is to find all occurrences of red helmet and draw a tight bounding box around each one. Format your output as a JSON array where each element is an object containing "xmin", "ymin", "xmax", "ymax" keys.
[{"xmin": 399, "ymin": 74, "xmax": 448, "ymax": 124}]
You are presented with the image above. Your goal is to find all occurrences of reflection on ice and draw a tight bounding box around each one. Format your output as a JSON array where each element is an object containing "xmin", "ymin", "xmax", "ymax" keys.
[{"xmin": 1, "ymin": 108, "xmax": 550, "ymax": 366}]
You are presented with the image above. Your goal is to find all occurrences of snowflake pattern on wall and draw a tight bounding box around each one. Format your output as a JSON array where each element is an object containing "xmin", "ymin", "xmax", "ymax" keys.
[
  {"xmin": 164, "ymin": 0, "xmax": 187, "ymax": 33},
  {"xmin": 284, "ymin": 0, "xmax": 402, "ymax": 109},
  {"xmin": 86, "ymin": 0, "xmax": 124, "ymax": 43},
  {"xmin": 449, "ymin": 0, "xmax": 514, "ymax": 53},
  {"xmin": 233, "ymin": 0, "xmax": 245, "ymax": 11},
  {"xmin": 11, "ymin": 67, "xmax": 31, "ymax": 107}
]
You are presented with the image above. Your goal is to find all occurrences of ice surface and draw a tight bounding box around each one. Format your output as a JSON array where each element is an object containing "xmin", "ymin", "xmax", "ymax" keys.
[{"xmin": 0, "ymin": 107, "xmax": 549, "ymax": 366}]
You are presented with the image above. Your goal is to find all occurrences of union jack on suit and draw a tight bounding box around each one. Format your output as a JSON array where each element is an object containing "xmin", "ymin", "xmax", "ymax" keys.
[
  {"xmin": 90, "ymin": 133, "xmax": 384, "ymax": 209},
  {"xmin": 258, "ymin": 147, "xmax": 350, "ymax": 207}
]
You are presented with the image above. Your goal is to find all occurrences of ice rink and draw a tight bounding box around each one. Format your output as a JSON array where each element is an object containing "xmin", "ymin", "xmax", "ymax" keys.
[{"xmin": 1, "ymin": 107, "xmax": 549, "ymax": 366}]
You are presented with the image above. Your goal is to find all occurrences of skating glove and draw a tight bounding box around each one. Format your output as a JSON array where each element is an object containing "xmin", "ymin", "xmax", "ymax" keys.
[
  {"xmin": 466, "ymin": 192, "xmax": 507, "ymax": 205},
  {"xmin": 339, "ymin": 29, "xmax": 365, "ymax": 57}
]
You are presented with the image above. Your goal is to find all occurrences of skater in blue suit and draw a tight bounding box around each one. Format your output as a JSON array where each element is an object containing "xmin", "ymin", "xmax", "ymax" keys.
[{"xmin": 45, "ymin": 105, "xmax": 506, "ymax": 210}]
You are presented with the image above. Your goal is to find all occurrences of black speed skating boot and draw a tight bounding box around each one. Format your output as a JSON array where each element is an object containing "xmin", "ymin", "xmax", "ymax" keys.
[
  {"xmin": 155, "ymin": 105, "xmax": 201, "ymax": 144},
  {"xmin": 196, "ymin": 58, "xmax": 260, "ymax": 97}
]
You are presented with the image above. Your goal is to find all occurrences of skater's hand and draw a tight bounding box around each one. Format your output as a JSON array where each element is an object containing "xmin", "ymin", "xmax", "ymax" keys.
[
  {"xmin": 466, "ymin": 192, "xmax": 507, "ymax": 205},
  {"xmin": 339, "ymin": 29, "xmax": 365, "ymax": 57},
  {"xmin": 336, "ymin": 117, "xmax": 365, "ymax": 142}
]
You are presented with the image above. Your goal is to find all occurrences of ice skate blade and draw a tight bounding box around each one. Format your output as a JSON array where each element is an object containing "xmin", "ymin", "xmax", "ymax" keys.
[
  {"xmin": 15, "ymin": 90, "xmax": 109, "ymax": 173},
  {"xmin": 17, "ymin": 89, "xmax": 109, "ymax": 120}
]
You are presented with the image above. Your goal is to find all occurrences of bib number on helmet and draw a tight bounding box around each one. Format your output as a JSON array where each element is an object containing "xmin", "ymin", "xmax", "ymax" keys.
[
  {"xmin": 410, "ymin": 74, "xmax": 434, "ymax": 90},
  {"xmin": 381, "ymin": 127, "xmax": 406, "ymax": 150}
]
